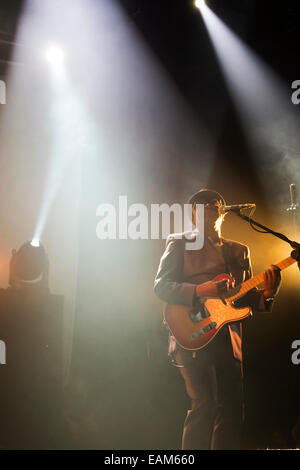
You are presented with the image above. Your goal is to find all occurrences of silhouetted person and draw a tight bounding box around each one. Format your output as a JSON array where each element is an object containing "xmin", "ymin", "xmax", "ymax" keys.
[
  {"xmin": 154, "ymin": 189, "xmax": 281, "ymax": 450},
  {"xmin": 0, "ymin": 241, "xmax": 63, "ymax": 449}
]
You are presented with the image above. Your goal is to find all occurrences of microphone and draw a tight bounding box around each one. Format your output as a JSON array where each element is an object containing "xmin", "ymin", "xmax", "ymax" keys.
[
  {"xmin": 287, "ymin": 183, "xmax": 299, "ymax": 239},
  {"xmin": 289, "ymin": 183, "xmax": 299, "ymax": 210},
  {"xmin": 220, "ymin": 203, "xmax": 256, "ymax": 214}
]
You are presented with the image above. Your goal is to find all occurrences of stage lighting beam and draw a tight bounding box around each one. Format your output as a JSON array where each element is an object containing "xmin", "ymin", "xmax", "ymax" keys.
[{"xmin": 46, "ymin": 45, "xmax": 64, "ymax": 66}]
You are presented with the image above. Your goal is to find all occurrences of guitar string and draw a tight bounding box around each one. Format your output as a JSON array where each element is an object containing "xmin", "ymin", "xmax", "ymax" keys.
[{"xmin": 227, "ymin": 256, "xmax": 296, "ymax": 302}]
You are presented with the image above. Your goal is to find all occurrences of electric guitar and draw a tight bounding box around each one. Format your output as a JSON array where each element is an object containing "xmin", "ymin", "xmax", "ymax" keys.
[{"xmin": 164, "ymin": 255, "xmax": 297, "ymax": 350}]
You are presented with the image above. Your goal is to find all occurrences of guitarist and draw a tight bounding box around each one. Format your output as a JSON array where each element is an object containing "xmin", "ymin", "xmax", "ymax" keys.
[{"xmin": 154, "ymin": 189, "xmax": 281, "ymax": 450}]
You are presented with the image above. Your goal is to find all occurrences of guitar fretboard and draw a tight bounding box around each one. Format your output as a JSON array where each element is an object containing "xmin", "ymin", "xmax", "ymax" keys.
[{"xmin": 228, "ymin": 256, "xmax": 296, "ymax": 302}]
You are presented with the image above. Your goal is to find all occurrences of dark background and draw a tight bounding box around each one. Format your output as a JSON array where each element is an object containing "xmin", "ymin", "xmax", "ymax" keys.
[{"xmin": 0, "ymin": 0, "xmax": 300, "ymax": 449}]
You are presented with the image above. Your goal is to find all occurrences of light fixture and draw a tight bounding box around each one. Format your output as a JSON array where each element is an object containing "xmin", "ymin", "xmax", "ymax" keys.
[
  {"xmin": 195, "ymin": 0, "xmax": 205, "ymax": 10},
  {"xmin": 30, "ymin": 238, "xmax": 40, "ymax": 248}
]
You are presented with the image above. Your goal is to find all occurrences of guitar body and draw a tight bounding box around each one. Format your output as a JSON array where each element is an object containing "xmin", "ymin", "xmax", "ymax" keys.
[
  {"xmin": 164, "ymin": 273, "xmax": 252, "ymax": 350},
  {"xmin": 163, "ymin": 255, "xmax": 296, "ymax": 351}
]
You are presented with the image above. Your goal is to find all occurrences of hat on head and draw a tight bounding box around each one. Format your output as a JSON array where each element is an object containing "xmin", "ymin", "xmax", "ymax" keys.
[{"xmin": 188, "ymin": 188, "xmax": 226, "ymax": 207}]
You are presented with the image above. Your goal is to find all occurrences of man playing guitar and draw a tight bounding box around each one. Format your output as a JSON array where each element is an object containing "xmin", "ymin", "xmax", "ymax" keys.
[{"xmin": 154, "ymin": 189, "xmax": 281, "ymax": 450}]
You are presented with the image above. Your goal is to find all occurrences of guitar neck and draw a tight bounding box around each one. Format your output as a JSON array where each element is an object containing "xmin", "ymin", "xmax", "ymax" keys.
[{"xmin": 229, "ymin": 256, "xmax": 296, "ymax": 301}]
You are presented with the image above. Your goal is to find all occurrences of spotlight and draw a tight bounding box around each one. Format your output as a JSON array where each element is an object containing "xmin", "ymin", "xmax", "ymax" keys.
[
  {"xmin": 46, "ymin": 45, "xmax": 64, "ymax": 66},
  {"xmin": 30, "ymin": 238, "xmax": 40, "ymax": 248},
  {"xmin": 9, "ymin": 241, "xmax": 49, "ymax": 288},
  {"xmin": 195, "ymin": 0, "xmax": 205, "ymax": 9}
]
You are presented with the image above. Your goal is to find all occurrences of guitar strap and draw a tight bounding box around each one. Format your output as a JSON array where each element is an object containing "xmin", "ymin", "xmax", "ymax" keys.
[
  {"xmin": 221, "ymin": 240, "xmax": 247, "ymax": 285},
  {"xmin": 221, "ymin": 241, "xmax": 243, "ymax": 359},
  {"xmin": 221, "ymin": 240, "xmax": 232, "ymax": 277}
]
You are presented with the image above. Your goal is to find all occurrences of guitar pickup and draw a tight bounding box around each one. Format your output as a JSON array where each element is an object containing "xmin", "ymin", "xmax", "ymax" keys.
[
  {"xmin": 188, "ymin": 305, "xmax": 210, "ymax": 323},
  {"xmin": 205, "ymin": 322, "xmax": 217, "ymax": 331},
  {"xmin": 190, "ymin": 322, "xmax": 217, "ymax": 340}
]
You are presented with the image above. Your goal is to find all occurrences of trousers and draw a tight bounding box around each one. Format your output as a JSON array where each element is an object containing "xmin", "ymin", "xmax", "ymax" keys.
[{"xmin": 175, "ymin": 326, "xmax": 244, "ymax": 450}]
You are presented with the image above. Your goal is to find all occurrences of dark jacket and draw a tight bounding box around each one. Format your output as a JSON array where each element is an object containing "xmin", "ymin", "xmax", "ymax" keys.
[{"xmin": 154, "ymin": 231, "xmax": 273, "ymax": 361}]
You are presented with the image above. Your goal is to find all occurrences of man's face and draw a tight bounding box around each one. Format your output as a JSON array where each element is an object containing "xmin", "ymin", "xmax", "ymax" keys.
[
  {"xmin": 192, "ymin": 198, "xmax": 222, "ymax": 229},
  {"xmin": 204, "ymin": 200, "xmax": 222, "ymax": 227}
]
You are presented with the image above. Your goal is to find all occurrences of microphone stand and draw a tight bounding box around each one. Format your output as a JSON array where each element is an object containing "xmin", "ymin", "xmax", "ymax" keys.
[{"xmin": 231, "ymin": 210, "xmax": 300, "ymax": 252}]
